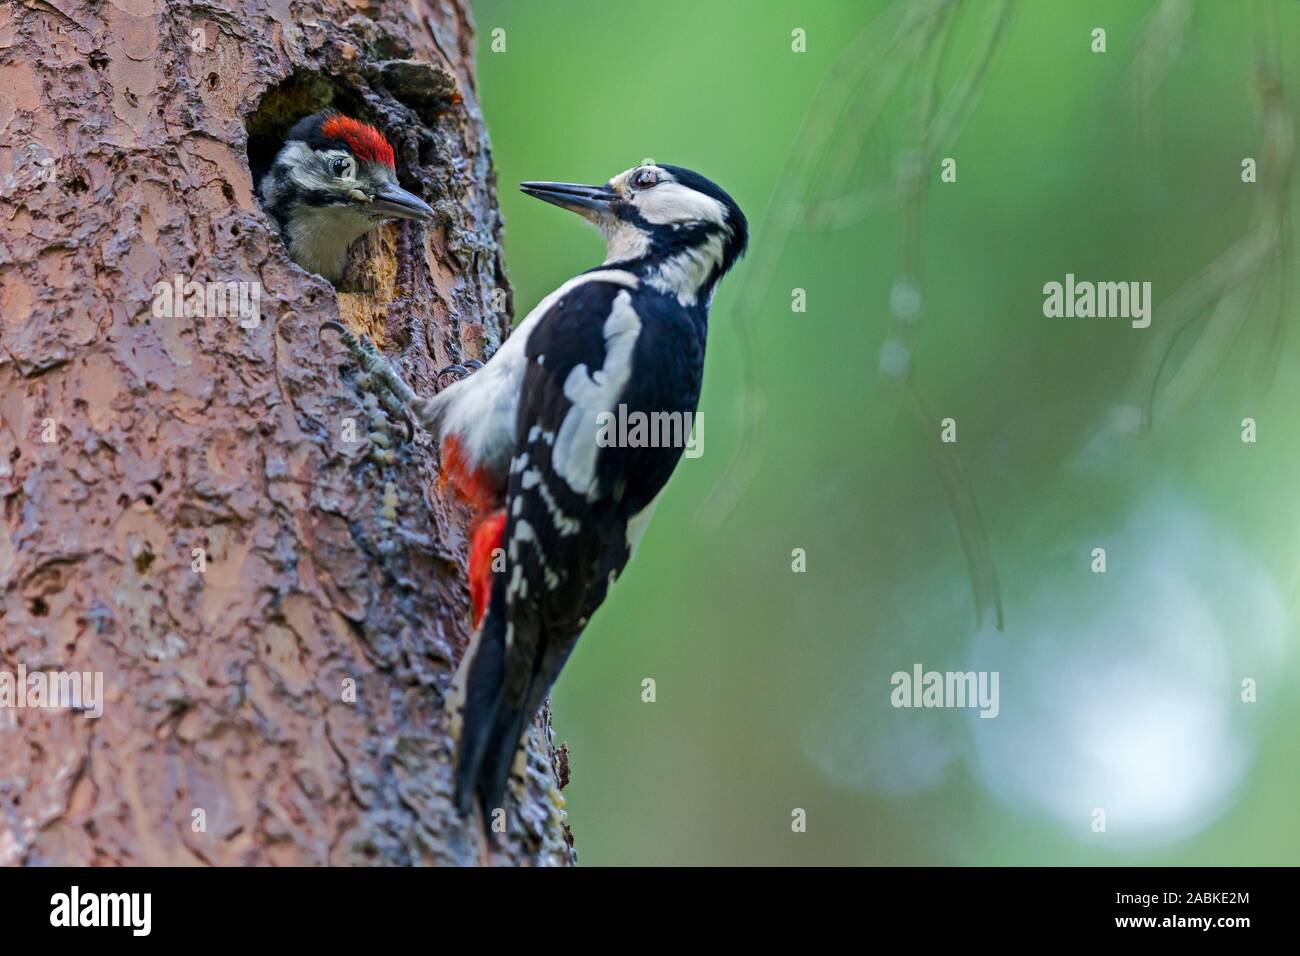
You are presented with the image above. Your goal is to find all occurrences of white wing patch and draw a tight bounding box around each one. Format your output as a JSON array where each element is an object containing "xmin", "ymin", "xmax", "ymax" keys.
[
  {"xmin": 427, "ymin": 270, "xmax": 638, "ymax": 476},
  {"xmin": 553, "ymin": 290, "xmax": 642, "ymax": 498}
]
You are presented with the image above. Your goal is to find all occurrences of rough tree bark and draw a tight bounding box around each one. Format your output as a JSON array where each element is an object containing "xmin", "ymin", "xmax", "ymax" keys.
[{"xmin": 0, "ymin": 0, "xmax": 574, "ymax": 866}]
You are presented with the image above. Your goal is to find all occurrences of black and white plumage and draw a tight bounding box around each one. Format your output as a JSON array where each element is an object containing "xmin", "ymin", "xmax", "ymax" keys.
[
  {"xmin": 259, "ymin": 112, "xmax": 434, "ymax": 282},
  {"xmin": 330, "ymin": 162, "xmax": 747, "ymax": 829}
]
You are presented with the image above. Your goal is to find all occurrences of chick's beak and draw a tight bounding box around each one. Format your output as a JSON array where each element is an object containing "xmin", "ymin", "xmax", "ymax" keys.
[
  {"xmin": 371, "ymin": 181, "xmax": 434, "ymax": 222},
  {"xmin": 520, "ymin": 181, "xmax": 618, "ymax": 219}
]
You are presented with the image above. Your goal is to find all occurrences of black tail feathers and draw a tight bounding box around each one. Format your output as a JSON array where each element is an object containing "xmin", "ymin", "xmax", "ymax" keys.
[{"xmin": 452, "ymin": 613, "xmax": 533, "ymax": 833}]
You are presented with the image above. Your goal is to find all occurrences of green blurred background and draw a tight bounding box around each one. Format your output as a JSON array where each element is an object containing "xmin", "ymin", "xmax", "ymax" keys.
[{"xmin": 473, "ymin": 0, "xmax": 1300, "ymax": 865}]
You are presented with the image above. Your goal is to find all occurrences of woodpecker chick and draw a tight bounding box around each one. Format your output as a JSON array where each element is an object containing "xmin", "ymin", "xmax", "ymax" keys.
[
  {"xmin": 327, "ymin": 162, "xmax": 747, "ymax": 831},
  {"xmin": 260, "ymin": 111, "xmax": 434, "ymax": 281}
]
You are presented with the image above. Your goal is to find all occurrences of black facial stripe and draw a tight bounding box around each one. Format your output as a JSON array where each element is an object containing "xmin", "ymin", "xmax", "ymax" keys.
[
  {"xmin": 298, "ymin": 188, "xmax": 358, "ymax": 208},
  {"xmin": 617, "ymin": 206, "xmax": 710, "ymax": 247},
  {"xmin": 613, "ymin": 206, "xmax": 720, "ymax": 259},
  {"xmin": 613, "ymin": 202, "xmax": 651, "ymax": 229},
  {"xmin": 656, "ymin": 220, "xmax": 716, "ymax": 250}
]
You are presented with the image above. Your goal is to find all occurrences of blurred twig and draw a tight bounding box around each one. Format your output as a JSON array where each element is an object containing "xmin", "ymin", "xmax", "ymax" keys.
[
  {"xmin": 698, "ymin": 0, "xmax": 1012, "ymax": 631},
  {"xmin": 1133, "ymin": 0, "xmax": 1198, "ymax": 150},
  {"xmin": 1125, "ymin": 0, "xmax": 1295, "ymax": 428},
  {"xmin": 894, "ymin": 0, "xmax": 1010, "ymax": 631},
  {"xmin": 697, "ymin": 0, "xmax": 942, "ymax": 540},
  {"xmin": 906, "ymin": 382, "xmax": 1004, "ymax": 631}
]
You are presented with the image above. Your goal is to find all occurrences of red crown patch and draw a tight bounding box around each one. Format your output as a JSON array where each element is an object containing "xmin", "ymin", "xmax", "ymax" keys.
[{"xmin": 321, "ymin": 115, "xmax": 396, "ymax": 168}]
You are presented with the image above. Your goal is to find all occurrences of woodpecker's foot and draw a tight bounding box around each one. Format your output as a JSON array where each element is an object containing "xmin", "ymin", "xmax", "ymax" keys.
[
  {"xmin": 321, "ymin": 321, "xmax": 420, "ymax": 408},
  {"xmin": 436, "ymin": 359, "xmax": 482, "ymax": 384}
]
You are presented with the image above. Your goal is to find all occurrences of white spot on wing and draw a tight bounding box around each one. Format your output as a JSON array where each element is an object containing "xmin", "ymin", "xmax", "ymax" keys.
[
  {"xmin": 427, "ymin": 270, "xmax": 638, "ymax": 477},
  {"xmin": 552, "ymin": 291, "xmax": 641, "ymax": 497},
  {"xmin": 520, "ymin": 468, "xmax": 580, "ymax": 536}
]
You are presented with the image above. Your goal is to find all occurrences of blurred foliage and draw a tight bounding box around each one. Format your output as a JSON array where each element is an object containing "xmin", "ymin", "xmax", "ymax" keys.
[{"xmin": 474, "ymin": 0, "xmax": 1300, "ymax": 865}]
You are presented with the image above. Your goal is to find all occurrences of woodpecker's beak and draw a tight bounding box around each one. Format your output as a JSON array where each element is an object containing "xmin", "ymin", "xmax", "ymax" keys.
[
  {"xmin": 371, "ymin": 182, "xmax": 434, "ymax": 222},
  {"xmin": 520, "ymin": 181, "xmax": 617, "ymax": 218}
]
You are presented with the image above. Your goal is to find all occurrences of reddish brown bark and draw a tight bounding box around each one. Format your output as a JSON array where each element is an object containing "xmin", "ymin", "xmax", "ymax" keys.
[{"xmin": 0, "ymin": 0, "xmax": 572, "ymax": 866}]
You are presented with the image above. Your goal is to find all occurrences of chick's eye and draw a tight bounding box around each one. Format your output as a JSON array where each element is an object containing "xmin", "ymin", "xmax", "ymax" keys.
[
  {"xmin": 633, "ymin": 169, "xmax": 658, "ymax": 189},
  {"xmin": 331, "ymin": 157, "xmax": 354, "ymax": 178}
]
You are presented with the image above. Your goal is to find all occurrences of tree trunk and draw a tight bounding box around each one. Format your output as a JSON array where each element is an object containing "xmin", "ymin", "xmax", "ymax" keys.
[{"xmin": 0, "ymin": 0, "xmax": 573, "ymax": 866}]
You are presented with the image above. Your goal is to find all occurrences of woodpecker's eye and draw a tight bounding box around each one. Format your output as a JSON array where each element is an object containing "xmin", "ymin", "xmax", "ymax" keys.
[
  {"xmin": 330, "ymin": 156, "xmax": 356, "ymax": 180},
  {"xmin": 633, "ymin": 168, "xmax": 658, "ymax": 190}
]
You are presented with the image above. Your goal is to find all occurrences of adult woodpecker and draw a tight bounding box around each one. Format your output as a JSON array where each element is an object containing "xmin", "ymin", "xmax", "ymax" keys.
[
  {"xmin": 259, "ymin": 111, "xmax": 434, "ymax": 282},
  {"xmin": 327, "ymin": 162, "xmax": 747, "ymax": 826}
]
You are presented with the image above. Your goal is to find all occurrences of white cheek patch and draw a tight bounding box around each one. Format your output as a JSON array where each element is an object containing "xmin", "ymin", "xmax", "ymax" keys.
[{"xmin": 633, "ymin": 182, "xmax": 726, "ymax": 226}]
